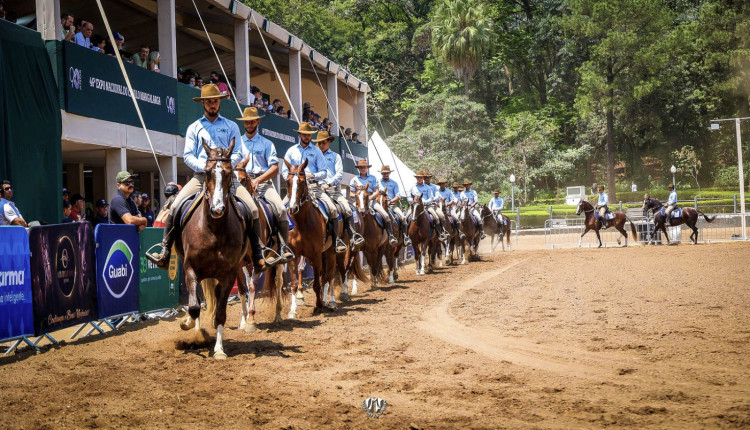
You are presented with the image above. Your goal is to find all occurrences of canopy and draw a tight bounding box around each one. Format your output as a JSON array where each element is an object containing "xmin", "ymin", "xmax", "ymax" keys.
[{"xmin": 367, "ymin": 131, "xmax": 416, "ymax": 198}]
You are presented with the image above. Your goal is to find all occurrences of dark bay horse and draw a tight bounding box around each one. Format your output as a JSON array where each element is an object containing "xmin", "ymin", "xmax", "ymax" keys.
[
  {"xmin": 352, "ymin": 185, "xmax": 389, "ymax": 287},
  {"xmin": 456, "ymin": 200, "xmax": 480, "ymax": 263},
  {"xmin": 408, "ymin": 195, "xmax": 437, "ymax": 275},
  {"xmin": 576, "ymin": 200, "xmax": 637, "ymax": 247},
  {"xmin": 642, "ymin": 197, "xmax": 716, "ymax": 244},
  {"xmin": 374, "ymin": 189, "xmax": 404, "ymax": 284},
  {"xmin": 284, "ymin": 159, "xmax": 337, "ymax": 317},
  {"xmin": 177, "ymin": 139, "xmax": 246, "ymax": 359},
  {"xmin": 480, "ymin": 205, "xmax": 511, "ymax": 251}
]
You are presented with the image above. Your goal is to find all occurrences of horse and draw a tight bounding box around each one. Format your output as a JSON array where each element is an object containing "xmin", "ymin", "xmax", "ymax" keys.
[
  {"xmin": 408, "ymin": 194, "xmax": 438, "ymax": 275},
  {"xmin": 456, "ymin": 200, "xmax": 481, "ymax": 262},
  {"xmin": 176, "ymin": 138, "xmax": 247, "ymax": 360},
  {"xmin": 480, "ymin": 204, "xmax": 512, "ymax": 251},
  {"xmin": 232, "ymin": 158, "xmax": 285, "ymax": 331},
  {"xmin": 642, "ymin": 197, "xmax": 716, "ymax": 244},
  {"xmin": 351, "ymin": 185, "xmax": 390, "ymax": 287},
  {"xmin": 576, "ymin": 200, "xmax": 637, "ymax": 247},
  {"xmin": 374, "ymin": 189, "xmax": 404, "ymax": 284},
  {"xmin": 283, "ymin": 159, "xmax": 338, "ymax": 317}
]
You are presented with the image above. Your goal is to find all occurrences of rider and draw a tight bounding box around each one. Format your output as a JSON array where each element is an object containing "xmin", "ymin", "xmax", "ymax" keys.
[
  {"xmin": 459, "ymin": 179, "xmax": 486, "ymax": 240},
  {"xmin": 314, "ymin": 130, "xmax": 365, "ymax": 250},
  {"xmin": 409, "ymin": 171, "xmax": 446, "ymax": 238},
  {"xmin": 665, "ymin": 183, "xmax": 677, "ymax": 226},
  {"xmin": 350, "ymin": 159, "xmax": 398, "ymax": 246},
  {"xmin": 596, "ymin": 184, "xmax": 608, "ymax": 228},
  {"xmin": 433, "ymin": 177, "xmax": 454, "ymax": 239},
  {"xmin": 147, "ymin": 84, "xmax": 266, "ymax": 272},
  {"xmin": 281, "ymin": 122, "xmax": 347, "ymax": 254},
  {"xmin": 236, "ymin": 106, "xmax": 294, "ymax": 264},
  {"xmin": 423, "ymin": 172, "xmax": 449, "ymax": 240},
  {"xmin": 489, "ymin": 189, "xmax": 505, "ymax": 225},
  {"xmin": 378, "ymin": 165, "xmax": 411, "ymax": 246}
]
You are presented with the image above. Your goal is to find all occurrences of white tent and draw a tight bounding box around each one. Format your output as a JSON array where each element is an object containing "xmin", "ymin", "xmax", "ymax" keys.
[{"xmin": 367, "ymin": 131, "xmax": 416, "ymax": 197}]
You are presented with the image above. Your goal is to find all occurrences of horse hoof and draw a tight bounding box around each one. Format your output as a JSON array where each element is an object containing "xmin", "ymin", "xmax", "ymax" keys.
[
  {"xmin": 287, "ymin": 312, "xmax": 297, "ymax": 320},
  {"xmin": 180, "ymin": 319, "xmax": 195, "ymax": 331},
  {"xmin": 340, "ymin": 293, "xmax": 351, "ymax": 302},
  {"xmin": 214, "ymin": 351, "xmax": 227, "ymax": 360},
  {"xmin": 244, "ymin": 323, "xmax": 258, "ymax": 333},
  {"xmin": 314, "ymin": 306, "xmax": 335, "ymax": 314},
  {"xmin": 295, "ymin": 291, "xmax": 304, "ymax": 300}
]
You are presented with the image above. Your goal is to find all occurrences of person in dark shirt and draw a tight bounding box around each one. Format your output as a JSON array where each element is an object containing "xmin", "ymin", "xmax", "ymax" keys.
[
  {"xmin": 70, "ymin": 193, "xmax": 86, "ymax": 221},
  {"xmin": 109, "ymin": 171, "xmax": 147, "ymax": 230},
  {"xmin": 62, "ymin": 200, "xmax": 73, "ymax": 223},
  {"xmin": 92, "ymin": 199, "xmax": 110, "ymax": 227},
  {"xmin": 139, "ymin": 193, "xmax": 155, "ymax": 227}
]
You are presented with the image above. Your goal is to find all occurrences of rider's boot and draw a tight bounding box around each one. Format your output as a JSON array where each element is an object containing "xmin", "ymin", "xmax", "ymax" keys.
[
  {"xmin": 277, "ymin": 219, "xmax": 295, "ymax": 263},
  {"xmin": 402, "ymin": 215, "xmax": 412, "ymax": 246},
  {"xmin": 330, "ymin": 216, "xmax": 347, "ymax": 254},
  {"xmin": 346, "ymin": 215, "xmax": 364, "ymax": 250},
  {"xmin": 384, "ymin": 218, "xmax": 398, "ymax": 246},
  {"xmin": 437, "ymin": 220, "xmax": 449, "ymax": 241},
  {"xmin": 146, "ymin": 213, "xmax": 175, "ymax": 268},
  {"xmin": 248, "ymin": 219, "xmax": 268, "ymax": 272},
  {"xmin": 478, "ymin": 222, "xmax": 487, "ymax": 240}
]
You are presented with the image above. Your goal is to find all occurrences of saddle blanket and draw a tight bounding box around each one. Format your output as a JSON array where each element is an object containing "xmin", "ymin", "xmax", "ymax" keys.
[
  {"xmin": 316, "ymin": 199, "xmax": 342, "ymax": 221},
  {"xmin": 594, "ymin": 210, "xmax": 616, "ymax": 221},
  {"xmin": 373, "ymin": 212, "xmax": 385, "ymax": 229},
  {"xmin": 257, "ymin": 197, "xmax": 275, "ymax": 229},
  {"xmin": 660, "ymin": 207, "xmax": 682, "ymax": 219}
]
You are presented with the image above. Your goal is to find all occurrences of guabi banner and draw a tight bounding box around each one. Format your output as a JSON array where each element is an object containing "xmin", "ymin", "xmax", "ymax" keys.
[
  {"xmin": 29, "ymin": 223, "xmax": 97, "ymax": 336},
  {"xmin": 0, "ymin": 226, "xmax": 34, "ymax": 340},
  {"xmin": 95, "ymin": 224, "xmax": 139, "ymax": 318},
  {"xmin": 139, "ymin": 228, "xmax": 179, "ymax": 312}
]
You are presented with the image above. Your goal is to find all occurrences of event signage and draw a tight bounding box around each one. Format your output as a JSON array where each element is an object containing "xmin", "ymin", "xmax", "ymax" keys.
[
  {"xmin": 139, "ymin": 228, "xmax": 179, "ymax": 312},
  {"xmin": 95, "ymin": 225, "xmax": 139, "ymax": 318},
  {"xmin": 340, "ymin": 138, "xmax": 369, "ymax": 174},
  {"xmin": 0, "ymin": 226, "xmax": 34, "ymax": 341},
  {"xmin": 29, "ymin": 223, "xmax": 97, "ymax": 336},
  {"xmin": 62, "ymin": 43, "xmax": 178, "ymax": 134}
]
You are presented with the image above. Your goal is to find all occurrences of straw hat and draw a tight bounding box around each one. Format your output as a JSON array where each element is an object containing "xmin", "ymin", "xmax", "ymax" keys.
[
  {"xmin": 236, "ymin": 106, "xmax": 264, "ymax": 121},
  {"xmin": 415, "ymin": 170, "xmax": 425, "ymax": 177},
  {"xmin": 463, "ymin": 179, "xmax": 472, "ymax": 186},
  {"xmin": 493, "ymin": 189, "xmax": 500, "ymax": 194},
  {"xmin": 312, "ymin": 130, "xmax": 335, "ymax": 143},
  {"xmin": 356, "ymin": 159, "xmax": 371, "ymax": 168},
  {"xmin": 424, "ymin": 171, "xmax": 433, "ymax": 178},
  {"xmin": 598, "ymin": 184, "xmax": 605, "ymax": 190},
  {"xmin": 458, "ymin": 186, "xmax": 465, "ymax": 191},
  {"xmin": 668, "ymin": 183, "xmax": 674, "ymax": 189},
  {"xmin": 380, "ymin": 165, "xmax": 392, "ymax": 174},
  {"xmin": 452, "ymin": 182, "xmax": 459, "ymax": 188},
  {"xmin": 192, "ymin": 83, "xmax": 229, "ymax": 101},
  {"xmin": 295, "ymin": 123, "xmax": 317, "ymax": 134},
  {"xmin": 436, "ymin": 177, "xmax": 448, "ymax": 184}
]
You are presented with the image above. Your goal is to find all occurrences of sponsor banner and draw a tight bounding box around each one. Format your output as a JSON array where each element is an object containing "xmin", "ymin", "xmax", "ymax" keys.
[
  {"xmin": 95, "ymin": 224, "xmax": 139, "ymax": 318},
  {"xmin": 340, "ymin": 138, "xmax": 369, "ymax": 175},
  {"xmin": 139, "ymin": 228, "xmax": 179, "ymax": 312},
  {"xmin": 63, "ymin": 43, "xmax": 178, "ymax": 134},
  {"xmin": 29, "ymin": 223, "xmax": 97, "ymax": 336},
  {"xmin": 0, "ymin": 226, "xmax": 34, "ymax": 340}
]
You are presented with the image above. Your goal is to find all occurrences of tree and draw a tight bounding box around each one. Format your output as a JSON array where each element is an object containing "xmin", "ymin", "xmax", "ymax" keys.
[
  {"xmin": 430, "ymin": 0, "xmax": 494, "ymax": 97},
  {"xmin": 673, "ymin": 145, "xmax": 701, "ymax": 190}
]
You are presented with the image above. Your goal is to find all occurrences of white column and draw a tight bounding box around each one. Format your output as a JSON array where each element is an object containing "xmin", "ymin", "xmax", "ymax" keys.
[
  {"xmin": 158, "ymin": 155, "xmax": 177, "ymax": 184},
  {"xmin": 157, "ymin": 0, "xmax": 177, "ymax": 78},
  {"xmin": 234, "ymin": 19, "xmax": 250, "ymax": 104},
  {"xmin": 288, "ymin": 49, "xmax": 302, "ymax": 123},
  {"xmin": 327, "ymin": 72, "xmax": 339, "ymax": 136},
  {"xmin": 105, "ymin": 148, "xmax": 127, "ymax": 202},
  {"xmin": 36, "ymin": 0, "xmax": 60, "ymax": 40},
  {"xmin": 355, "ymin": 89, "xmax": 368, "ymax": 145}
]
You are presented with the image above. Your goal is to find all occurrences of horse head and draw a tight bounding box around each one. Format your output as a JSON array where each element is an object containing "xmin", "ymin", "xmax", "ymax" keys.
[
  {"xmin": 353, "ymin": 185, "xmax": 370, "ymax": 214},
  {"xmin": 375, "ymin": 186, "xmax": 389, "ymax": 208},
  {"xmin": 576, "ymin": 199, "xmax": 592, "ymax": 216},
  {"xmin": 284, "ymin": 158, "xmax": 309, "ymax": 214},
  {"xmin": 410, "ymin": 193, "xmax": 425, "ymax": 220},
  {"xmin": 202, "ymin": 137, "xmax": 234, "ymax": 218}
]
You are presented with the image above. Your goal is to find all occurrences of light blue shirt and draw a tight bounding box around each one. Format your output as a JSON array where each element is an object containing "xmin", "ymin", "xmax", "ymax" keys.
[
  {"xmin": 597, "ymin": 192, "xmax": 608, "ymax": 206},
  {"xmin": 460, "ymin": 189, "xmax": 478, "ymax": 205},
  {"xmin": 435, "ymin": 188, "xmax": 453, "ymax": 203},
  {"xmin": 350, "ymin": 174, "xmax": 378, "ymax": 193},
  {"xmin": 667, "ymin": 190, "xmax": 678, "ymax": 205},
  {"xmin": 74, "ymin": 32, "xmax": 90, "ymax": 48},
  {"xmin": 281, "ymin": 142, "xmax": 327, "ymax": 181},
  {"xmin": 184, "ymin": 115, "xmax": 243, "ymax": 172},
  {"xmin": 410, "ymin": 183, "xmax": 433, "ymax": 202},
  {"xmin": 489, "ymin": 196, "xmax": 504, "ymax": 211},
  {"xmin": 452, "ymin": 191, "xmax": 461, "ymax": 201},
  {"xmin": 379, "ymin": 178, "xmax": 400, "ymax": 200},
  {"xmin": 239, "ymin": 132, "xmax": 278, "ymax": 175},
  {"xmin": 321, "ymin": 149, "xmax": 343, "ymax": 186}
]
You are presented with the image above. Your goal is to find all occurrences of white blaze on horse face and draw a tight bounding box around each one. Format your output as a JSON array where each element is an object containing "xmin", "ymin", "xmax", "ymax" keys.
[
  {"xmin": 290, "ymin": 175, "xmax": 299, "ymax": 211},
  {"xmin": 358, "ymin": 190, "xmax": 365, "ymax": 211},
  {"xmin": 212, "ymin": 165, "xmax": 225, "ymax": 215}
]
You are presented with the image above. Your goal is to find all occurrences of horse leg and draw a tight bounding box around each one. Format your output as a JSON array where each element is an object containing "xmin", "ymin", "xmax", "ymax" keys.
[
  {"xmin": 212, "ymin": 276, "xmax": 234, "ymax": 360},
  {"xmin": 617, "ymin": 224, "xmax": 627, "ymax": 247},
  {"xmin": 181, "ymin": 267, "xmax": 200, "ymax": 331},
  {"xmin": 288, "ymin": 259, "xmax": 299, "ymax": 319},
  {"xmin": 691, "ymin": 223, "xmax": 699, "ymax": 244},
  {"xmin": 312, "ymin": 254, "xmax": 326, "ymax": 313},
  {"xmin": 386, "ymin": 249, "xmax": 395, "ymax": 284},
  {"xmin": 579, "ymin": 227, "xmax": 589, "ymax": 247},
  {"xmin": 595, "ymin": 230, "xmax": 603, "ymax": 247},
  {"xmin": 296, "ymin": 256, "xmax": 306, "ymax": 300}
]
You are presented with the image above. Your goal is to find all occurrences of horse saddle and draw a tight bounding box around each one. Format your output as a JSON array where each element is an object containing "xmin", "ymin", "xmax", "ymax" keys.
[
  {"xmin": 388, "ymin": 208, "xmax": 401, "ymax": 228},
  {"xmin": 594, "ymin": 210, "xmax": 616, "ymax": 221},
  {"xmin": 373, "ymin": 212, "xmax": 385, "ymax": 229},
  {"xmin": 494, "ymin": 213, "xmax": 507, "ymax": 226},
  {"xmin": 177, "ymin": 191, "xmax": 204, "ymax": 227},
  {"xmin": 315, "ymin": 198, "xmax": 343, "ymax": 222},
  {"xmin": 256, "ymin": 197, "xmax": 276, "ymax": 230},
  {"xmin": 660, "ymin": 207, "xmax": 682, "ymax": 219},
  {"xmin": 470, "ymin": 213, "xmax": 479, "ymax": 227}
]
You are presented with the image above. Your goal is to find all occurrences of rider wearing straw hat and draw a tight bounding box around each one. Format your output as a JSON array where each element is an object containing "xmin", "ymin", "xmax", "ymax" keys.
[
  {"xmin": 431, "ymin": 176, "xmax": 452, "ymax": 241},
  {"xmin": 147, "ymin": 84, "xmax": 267, "ymax": 271},
  {"xmin": 409, "ymin": 171, "xmax": 446, "ymax": 238},
  {"xmin": 237, "ymin": 106, "xmax": 294, "ymax": 263},
  {"xmin": 450, "ymin": 181, "xmax": 462, "ymax": 220},
  {"xmin": 378, "ymin": 165, "xmax": 411, "ymax": 246},
  {"xmin": 350, "ymin": 159, "xmax": 398, "ymax": 246},
  {"xmin": 282, "ymin": 122, "xmax": 347, "ymax": 254},
  {"xmin": 459, "ymin": 179, "xmax": 486, "ymax": 239},
  {"xmin": 315, "ymin": 130, "xmax": 365, "ymax": 250},
  {"xmin": 489, "ymin": 189, "xmax": 505, "ymax": 225}
]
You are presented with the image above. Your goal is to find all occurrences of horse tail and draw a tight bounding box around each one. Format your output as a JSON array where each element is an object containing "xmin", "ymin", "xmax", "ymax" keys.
[
  {"xmin": 697, "ymin": 210, "xmax": 716, "ymax": 223},
  {"xmin": 201, "ymin": 279, "xmax": 218, "ymax": 329},
  {"xmin": 628, "ymin": 216, "xmax": 638, "ymax": 241},
  {"xmin": 262, "ymin": 264, "xmax": 286, "ymax": 303},
  {"xmin": 352, "ymin": 252, "xmax": 369, "ymax": 283},
  {"xmin": 371, "ymin": 251, "xmax": 387, "ymax": 284}
]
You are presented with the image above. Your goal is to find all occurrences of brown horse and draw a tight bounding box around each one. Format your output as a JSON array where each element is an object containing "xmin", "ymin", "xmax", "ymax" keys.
[
  {"xmin": 408, "ymin": 194, "xmax": 437, "ymax": 275},
  {"xmin": 352, "ymin": 185, "xmax": 389, "ymax": 287},
  {"xmin": 374, "ymin": 189, "xmax": 404, "ymax": 284},
  {"xmin": 642, "ymin": 197, "xmax": 716, "ymax": 244},
  {"xmin": 480, "ymin": 204, "xmax": 511, "ymax": 251},
  {"xmin": 456, "ymin": 200, "xmax": 480, "ymax": 263},
  {"xmin": 176, "ymin": 139, "xmax": 246, "ymax": 359},
  {"xmin": 232, "ymin": 158, "xmax": 285, "ymax": 331},
  {"xmin": 576, "ymin": 200, "xmax": 637, "ymax": 247},
  {"xmin": 283, "ymin": 159, "xmax": 338, "ymax": 317}
]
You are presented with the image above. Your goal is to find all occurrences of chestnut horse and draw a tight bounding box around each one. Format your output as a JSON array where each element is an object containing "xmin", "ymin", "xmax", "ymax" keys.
[
  {"xmin": 283, "ymin": 159, "xmax": 337, "ymax": 317},
  {"xmin": 352, "ymin": 185, "xmax": 389, "ymax": 287},
  {"xmin": 177, "ymin": 139, "xmax": 246, "ymax": 359},
  {"xmin": 408, "ymin": 194, "xmax": 438, "ymax": 275},
  {"xmin": 480, "ymin": 205, "xmax": 511, "ymax": 251},
  {"xmin": 576, "ymin": 200, "xmax": 637, "ymax": 247},
  {"xmin": 456, "ymin": 200, "xmax": 481, "ymax": 263},
  {"xmin": 642, "ymin": 197, "xmax": 716, "ymax": 244},
  {"xmin": 374, "ymin": 189, "xmax": 404, "ymax": 284}
]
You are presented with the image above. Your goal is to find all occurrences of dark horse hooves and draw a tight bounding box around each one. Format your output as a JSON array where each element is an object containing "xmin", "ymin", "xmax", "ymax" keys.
[{"xmin": 313, "ymin": 306, "xmax": 336, "ymax": 314}]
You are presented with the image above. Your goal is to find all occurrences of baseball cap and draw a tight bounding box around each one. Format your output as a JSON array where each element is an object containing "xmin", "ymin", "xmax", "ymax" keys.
[
  {"xmin": 112, "ymin": 31, "xmax": 124, "ymax": 41},
  {"xmin": 164, "ymin": 184, "xmax": 179, "ymax": 197},
  {"xmin": 141, "ymin": 193, "xmax": 150, "ymax": 200},
  {"xmin": 62, "ymin": 187, "xmax": 70, "ymax": 195},
  {"xmin": 303, "ymin": 102, "xmax": 312, "ymax": 108},
  {"xmin": 95, "ymin": 199, "xmax": 108, "ymax": 207},
  {"xmin": 352, "ymin": 132, "xmax": 359, "ymax": 137},
  {"xmin": 115, "ymin": 171, "xmax": 137, "ymax": 183}
]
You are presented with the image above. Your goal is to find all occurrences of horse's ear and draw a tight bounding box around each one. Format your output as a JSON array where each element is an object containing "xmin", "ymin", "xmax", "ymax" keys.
[
  {"xmin": 283, "ymin": 158, "xmax": 292, "ymax": 171},
  {"xmin": 238, "ymin": 156, "xmax": 250, "ymax": 169},
  {"xmin": 228, "ymin": 137, "xmax": 235, "ymax": 155},
  {"xmin": 300, "ymin": 158, "xmax": 309, "ymax": 171},
  {"xmin": 201, "ymin": 138, "xmax": 210, "ymax": 155}
]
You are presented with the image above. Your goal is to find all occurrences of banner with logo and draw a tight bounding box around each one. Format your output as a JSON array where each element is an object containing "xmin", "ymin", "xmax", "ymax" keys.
[
  {"xmin": 139, "ymin": 228, "xmax": 179, "ymax": 312},
  {"xmin": 95, "ymin": 224, "xmax": 139, "ymax": 318},
  {"xmin": 340, "ymin": 138, "xmax": 369, "ymax": 174},
  {"xmin": 29, "ymin": 223, "xmax": 97, "ymax": 336},
  {"xmin": 0, "ymin": 227, "xmax": 34, "ymax": 341}
]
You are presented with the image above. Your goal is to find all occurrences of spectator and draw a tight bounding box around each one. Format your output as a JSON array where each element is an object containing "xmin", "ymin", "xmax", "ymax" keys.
[
  {"xmin": 62, "ymin": 200, "xmax": 73, "ymax": 223},
  {"xmin": 131, "ymin": 45, "xmax": 150, "ymax": 68},
  {"xmin": 352, "ymin": 132, "xmax": 362, "ymax": 145},
  {"xmin": 74, "ymin": 21, "xmax": 93, "ymax": 49},
  {"xmin": 62, "ymin": 187, "xmax": 70, "ymax": 202},
  {"xmin": 344, "ymin": 127, "xmax": 352, "ymax": 141},
  {"xmin": 131, "ymin": 191, "xmax": 142, "ymax": 210},
  {"xmin": 70, "ymin": 194, "xmax": 86, "ymax": 221},
  {"xmin": 275, "ymin": 106, "xmax": 286, "ymax": 117},
  {"xmin": 176, "ymin": 67, "xmax": 184, "ymax": 82},
  {"xmin": 148, "ymin": 51, "xmax": 161, "ymax": 73},
  {"xmin": 92, "ymin": 199, "xmax": 109, "ymax": 227},
  {"xmin": 195, "ymin": 76, "xmax": 204, "ymax": 88},
  {"xmin": 154, "ymin": 183, "xmax": 179, "ymax": 227},
  {"xmin": 321, "ymin": 117, "xmax": 331, "ymax": 131},
  {"xmin": 302, "ymin": 102, "xmax": 312, "ymax": 124},
  {"xmin": 269, "ymin": 98, "xmax": 281, "ymax": 112},
  {"xmin": 0, "ymin": 180, "xmax": 26, "ymax": 227},
  {"xmin": 249, "ymin": 86, "xmax": 260, "ymax": 104},
  {"xmin": 139, "ymin": 193, "xmax": 155, "ymax": 227},
  {"xmin": 60, "ymin": 12, "xmax": 75, "ymax": 42},
  {"xmin": 210, "ymin": 71, "xmax": 229, "ymax": 95},
  {"xmin": 90, "ymin": 34, "xmax": 106, "ymax": 53},
  {"xmin": 109, "ymin": 171, "xmax": 147, "ymax": 230},
  {"xmin": 186, "ymin": 76, "xmax": 196, "ymax": 87},
  {"xmin": 104, "ymin": 31, "xmax": 126, "ymax": 57}
]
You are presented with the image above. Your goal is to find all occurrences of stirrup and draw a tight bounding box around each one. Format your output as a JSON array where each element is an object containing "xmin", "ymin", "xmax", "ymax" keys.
[
  {"xmin": 351, "ymin": 232, "xmax": 365, "ymax": 246},
  {"xmin": 388, "ymin": 235, "xmax": 398, "ymax": 246},
  {"xmin": 403, "ymin": 236, "xmax": 412, "ymax": 246},
  {"xmin": 145, "ymin": 243, "xmax": 170, "ymax": 268},
  {"xmin": 253, "ymin": 259, "xmax": 268, "ymax": 273},
  {"xmin": 262, "ymin": 247, "xmax": 283, "ymax": 267},
  {"xmin": 278, "ymin": 245, "xmax": 295, "ymax": 263},
  {"xmin": 335, "ymin": 239, "xmax": 347, "ymax": 254}
]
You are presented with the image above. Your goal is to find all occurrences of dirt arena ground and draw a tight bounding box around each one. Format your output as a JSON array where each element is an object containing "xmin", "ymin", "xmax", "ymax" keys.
[{"xmin": 1, "ymin": 241, "xmax": 749, "ymax": 429}]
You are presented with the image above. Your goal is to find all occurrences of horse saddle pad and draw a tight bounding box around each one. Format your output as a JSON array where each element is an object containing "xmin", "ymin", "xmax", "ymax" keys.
[
  {"xmin": 595, "ymin": 210, "xmax": 616, "ymax": 221},
  {"xmin": 389, "ymin": 208, "xmax": 401, "ymax": 227},
  {"xmin": 316, "ymin": 199, "xmax": 342, "ymax": 221},
  {"xmin": 373, "ymin": 212, "xmax": 385, "ymax": 229},
  {"xmin": 470, "ymin": 213, "xmax": 479, "ymax": 226},
  {"xmin": 426, "ymin": 212, "xmax": 434, "ymax": 224},
  {"xmin": 660, "ymin": 207, "xmax": 682, "ymax": 218},
  {"xmin": 177, "ymin": 191, "xmax": 204, "ymax": 227},
  {"xmin": 257, "ymin": 197, "xmax": 275, "ymax": 230},
  {"xmin": 447, "ymin": 215, "xmax": 457, "ymax": 228}
]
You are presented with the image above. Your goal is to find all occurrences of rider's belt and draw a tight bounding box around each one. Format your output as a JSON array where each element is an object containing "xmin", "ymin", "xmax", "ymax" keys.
[
  {"xmin": 246, "ymin": 172, "xmax": 268, "ymax": 179},
  {"xmin": 193, "ymin": 172, "xmax": 206, "ymax": 180}
]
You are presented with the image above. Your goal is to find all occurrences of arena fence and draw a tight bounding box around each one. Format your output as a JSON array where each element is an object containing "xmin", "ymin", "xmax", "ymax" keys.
[{"xmin": 543, "ymin": 217, "xmax": 650, "ymax": 248}]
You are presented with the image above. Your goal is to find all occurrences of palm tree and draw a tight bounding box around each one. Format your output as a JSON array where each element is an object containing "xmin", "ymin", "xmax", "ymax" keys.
[{"xmin": 431, "ymin": 0, "xmax": 494, "ymax": 97}]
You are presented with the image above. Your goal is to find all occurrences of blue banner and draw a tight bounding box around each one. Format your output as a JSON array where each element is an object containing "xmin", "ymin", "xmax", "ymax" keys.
[
  {"xmin": 0, "ymin": 226, "xmax": 34, "ymax": 341},
  {"xmin": 95, "ymin": 224, "xmax": 139, "ymax": 318}
]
